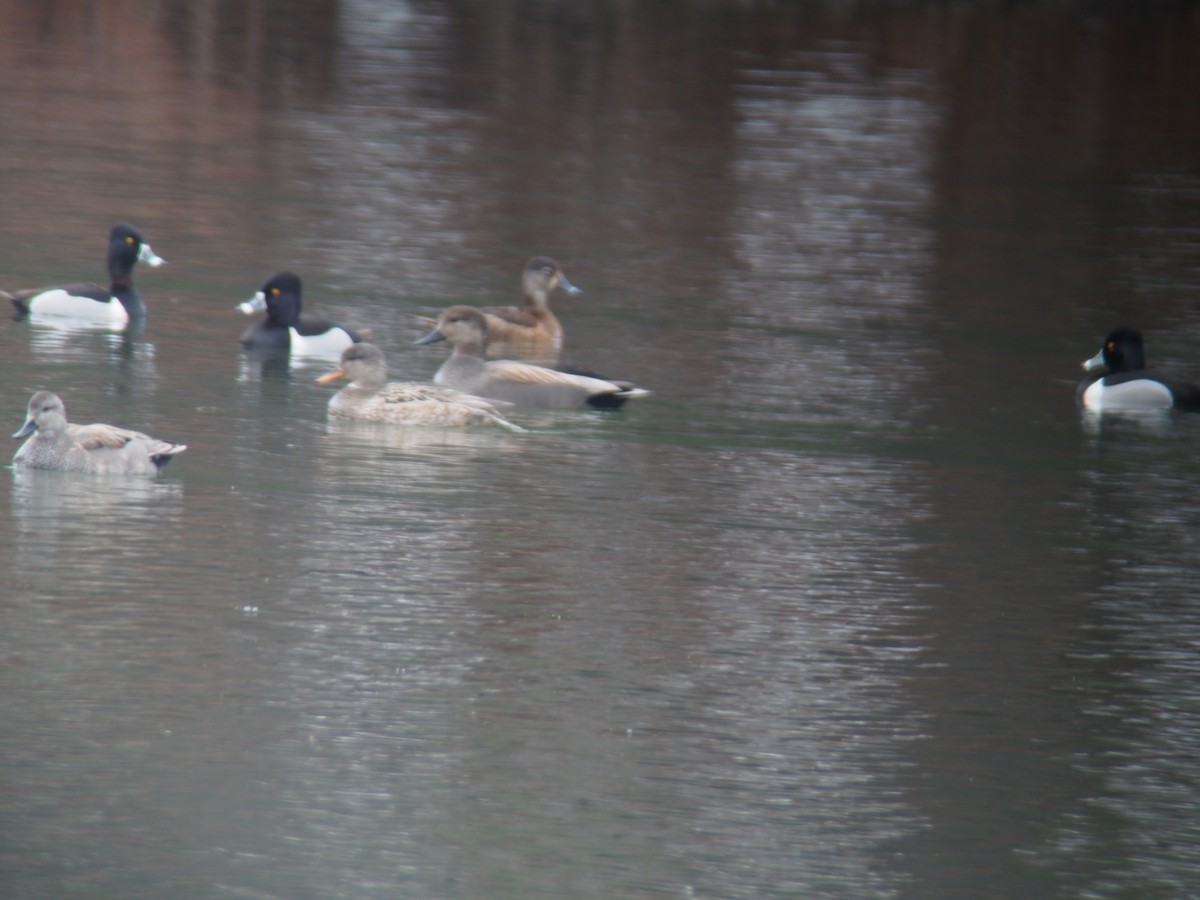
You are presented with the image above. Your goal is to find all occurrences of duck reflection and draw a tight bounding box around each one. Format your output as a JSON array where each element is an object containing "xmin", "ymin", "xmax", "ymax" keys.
[
  {"xmin": 1080, "ymin": 407, "xmax": 1173, "ymax": 438},
  {"xmin": 10, "ymin": 467, "xmax": 183, "ymax": 567},
  {"xmin": 320, "ymin": 415, "xmax": 527, "ymax": 461},
  {"xmin": 27, "ymin": 321, "xmax": 157, "ymax": 381}
]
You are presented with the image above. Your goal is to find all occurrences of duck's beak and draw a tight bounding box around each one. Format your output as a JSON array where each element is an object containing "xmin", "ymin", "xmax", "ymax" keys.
[
  {"xmin": 558, "ymin": 273, "xmax": 582, "ymax": 295},
  {"xmin": 315, "ymin": 368, "xmax": 346, "ymax": 385},
  {"xmin": 138, "ymin": 243, "xmax": 166, "ymax": 267},
  {"xmin": 414, "ymin": 328, "xmax": 446, "ymax": 346},
  {"xmin": 13, "ymin": 418, "xmax": 36, "ymax": 439},
  {"xmin": 1082, "ymin": 349, "xmax": 1107, "ymax": 373},
  {"xmin": 237, "ymin": 292, "xmax": 267, "ymax": 315}
]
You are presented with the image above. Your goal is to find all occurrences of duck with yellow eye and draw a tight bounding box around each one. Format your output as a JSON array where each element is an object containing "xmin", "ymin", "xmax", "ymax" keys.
[
  {"xmin": 237, "ymin": 271, "xmax": 365, "ymax": 358},
  {"xmin": 1079, "ymin": 326, "xmax": 1200, "ymax": 411},
  {"xmin": 4, "ymin": 222, "xmax": 166, "ymax": 327}
]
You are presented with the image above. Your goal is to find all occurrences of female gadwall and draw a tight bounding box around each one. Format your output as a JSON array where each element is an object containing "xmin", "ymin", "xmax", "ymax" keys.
[
  {"xmin": 4, "ymin": 222, "xmax": 166, "ymax": 326},
  {"xmin": 316, "ymin": 342, "xmax": 524, "ymax": 431},
  {"xmin": 238, "ymin": 272, "xmax": 365, "ymax": 357},
  {"xmin": 13, "ymin": 391, "xmax": 186, "ymax": 474},
  {"xmin": 415, "ymin": 306, "xmax": 649, "ymax": 410}
]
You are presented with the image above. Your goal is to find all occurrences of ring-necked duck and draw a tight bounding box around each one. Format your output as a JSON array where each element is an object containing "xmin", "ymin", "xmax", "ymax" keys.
[
  {"xmin": 5, "ymin": 222, "xmax": 166, "ymax": 326},
  {"xmin": 479, "ymin": 256, "xmax": 581, "ymax": 361},
  {"xmin": 415, "ymin": 305, "xmax": 650, "ymax": 409},
  {"xmin": 1079, "ymin": 326, "xmax": 1200, "ymax": 411},
  {"xmin": 13, "ymin": 391, "xmax": 186, "ymax": 474},
  {"xmin": 315, "ymin": 343, "xmax": 524, "ymax": 431},
  {"xmin": 237, "ymin": 272, "xmax": 364, "ymax": 357}
]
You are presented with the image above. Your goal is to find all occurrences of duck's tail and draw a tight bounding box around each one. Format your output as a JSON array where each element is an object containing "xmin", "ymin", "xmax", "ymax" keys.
[
  {"xmin": 151, "ymin": 442, "xmax": 188, "ymax": 470},
  {"xmin": 487, "ymin": 412, "xmax": 527, "ymax": 433},
  {"xmin": 3, "ymin": 290, "xmax": 30, "ymax": 319}
]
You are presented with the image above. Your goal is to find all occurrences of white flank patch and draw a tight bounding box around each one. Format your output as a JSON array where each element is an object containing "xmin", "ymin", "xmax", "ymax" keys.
[
  {"xmin": 29, "ymin": 289, "xmax": 129, "ymax": 328},
  {"xmin": 1083, "ymin": 378, "xmax": 1173, "ymax": 411},
  {"xmin": 289, "ymin": 327, "xmax": 353, "ymax": 358}
]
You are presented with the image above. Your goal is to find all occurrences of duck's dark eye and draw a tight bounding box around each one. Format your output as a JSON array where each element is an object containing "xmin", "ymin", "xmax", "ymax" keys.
[{"xmin": 1107, "ymin": 341, "xmax": 1115, "ymax": 351}]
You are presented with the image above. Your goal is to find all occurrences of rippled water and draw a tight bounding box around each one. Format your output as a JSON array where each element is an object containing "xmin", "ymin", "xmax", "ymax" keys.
[{"xmin": 3, "ymin": 2, "xmax": 1200, "ymax": 898}]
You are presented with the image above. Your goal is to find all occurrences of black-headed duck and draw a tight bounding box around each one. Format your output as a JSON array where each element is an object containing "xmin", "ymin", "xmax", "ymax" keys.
[
  {"xmin": 1080, "ymin": 326, "xmax": 1200, "ymax": 412},
  {"xmin": 238, "ymin": 272, "xmax": 364, "ymax": 357},
  {"xmin": 5, "ymin": 222, "xmax": 166, "ymax": 327}
]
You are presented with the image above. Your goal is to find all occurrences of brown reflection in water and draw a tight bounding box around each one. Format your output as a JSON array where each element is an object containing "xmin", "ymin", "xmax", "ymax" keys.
[{"xmin": 0, "ymin": 1, "xmax": 340, "ymax": 257}]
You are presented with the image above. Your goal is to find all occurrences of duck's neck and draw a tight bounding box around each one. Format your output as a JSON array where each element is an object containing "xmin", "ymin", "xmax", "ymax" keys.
[
  {"xmin": 111, "ymin": 283, "xmax": 146, "ymax": 318},
  {"xmin": 353, "ymin": 370, "xmax": 388, "ymax": 392},
  {"xmin": 453, "ymin": 334, "xmax": 488, "ymax": 360},
  {"xmin": 436, "ymin": 342, "xmax": 486, "ymax": 385},
  {"xmin": 524, "ymin": 287, "xmax": 551, "ymax": 312}
]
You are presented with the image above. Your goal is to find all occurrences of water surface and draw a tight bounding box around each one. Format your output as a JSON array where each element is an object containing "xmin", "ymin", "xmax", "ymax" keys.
[{"xmin": 2, "ymin": 2, "xmax": 1200, "ymax": 898}]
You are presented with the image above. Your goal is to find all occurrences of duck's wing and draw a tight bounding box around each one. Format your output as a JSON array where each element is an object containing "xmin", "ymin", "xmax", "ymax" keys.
[
  {"xmin": 487, "ymin": 360, "xmax": 633, "ymax": 395},
  {"xmin": 10, "ymin": 282, "xmax": 111, "ymax": 303},
  {"xmin": 362, "ymin": 382, "xmax": 524, "ymax": 431},
  {"xmin": 480, "ymin": 304, "xmax": 537, "ymax": 327},
  {"xmin": 505, "ymin": 361, "xmax": 651, "ymax": 409},
  {"xmin": 70, "ymin": 422, "xmax": 137, "ymax": 450},
  {"xmin": 70, "ymin": 423, "xmax": 185, "ymax": 459},
  {"xmin": 1164, "ymin": 376, "xmax": 1200, "ymax": 410},
  {"xmin": 378, "ymin": 382, "xmax": 511, "ymax": 411},
  {"xmin": 6, "ymin": 282, "xmax": 111, "ymax": 316}
]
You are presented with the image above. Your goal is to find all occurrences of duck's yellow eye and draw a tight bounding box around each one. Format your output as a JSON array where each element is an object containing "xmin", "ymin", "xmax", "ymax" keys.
[
  {"xmin": 271, "ymin": 287, "xmax": 281, "ymax": 296},
  {"xmin": 125, "ymin": 236, "xmax": 136, "ymax": 246}
]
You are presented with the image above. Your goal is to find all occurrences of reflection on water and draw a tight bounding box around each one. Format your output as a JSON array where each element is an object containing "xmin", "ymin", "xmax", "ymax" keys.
[
  {"xmin": 726, "ymin": 49, "xmax": 936, "ymax": 434},
  {"xmin": 2, "ymin": 2, "xmax": 1200, "ymax": 898},
  {"xmin": 1080, "ymin": 406, "xmax": 1174, "ymax": 438},
  {"xmin": 1032, "ymin": 442, "xmax": 1200, "ymax": 897},
  {"xmin": 10, "ymin": 467, "xmax": 184, "ymax": 600},
  {"xmin": 25, "ymin": 323, "xmax": 158, "ymax": 382},
  {"xmin": 11, "ymin": 465, "xmax": 182, "ymax": 526}
]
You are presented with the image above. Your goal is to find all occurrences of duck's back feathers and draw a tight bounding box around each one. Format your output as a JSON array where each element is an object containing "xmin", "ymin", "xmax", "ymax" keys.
[{"xmin": 7, "ymin": 282, "xmax": 111, "ymax": 311}]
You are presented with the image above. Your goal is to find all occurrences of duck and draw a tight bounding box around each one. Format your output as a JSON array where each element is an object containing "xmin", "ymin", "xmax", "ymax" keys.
[
  {"xmin": 237, "ymin": 272, "xmax": 364, "ymax": 357},
  {"xmin": 414, "ymin": 305, "xmax": 650, "ymax": 409},
  {"xmin": 4, "ymin": 222, "xmax": 166, "ymax": 327},
  {"xmin": 415, "ymin": 257, "xmax": 580, "ymax": 361},
  {"xmin": 479, "ymin": 256, "xmax": 581, "ymax": 360},
  {"xmin": 1079, "ymin": 326, "xmax": 1200, "ymax": 411},
  {"xmin": 315, "ymin": 342, "xmax": 525, "ymax": 431},
  {"xmin": 13, "ymin": 391, "xmax": 186, "ymax": 475}
]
